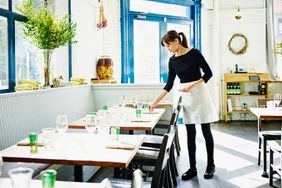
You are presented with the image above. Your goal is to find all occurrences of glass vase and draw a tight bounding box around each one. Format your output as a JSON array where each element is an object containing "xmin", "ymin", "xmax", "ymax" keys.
[
  {"xmin": 43, "ymin": 49, "xmax": 53, "ymax": 88},
  {"xmin": 97, "ymin": 55, "xmax": 113, "ymax": 80}
]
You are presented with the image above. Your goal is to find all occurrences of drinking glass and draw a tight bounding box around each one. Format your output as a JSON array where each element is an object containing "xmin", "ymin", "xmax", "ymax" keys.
[
  {"xmin": 8, "ymin": 167, "xmax": 34, "ymax": 188},
  {"xmin": 56, "ymin": 115, "xmax": 68, "ymax": 134},
  {"xmin": 42, "ymin": 128, "xmax": 56, "ymax": 149},
  {"xmin": 29, "ymin": 132, "xmax": 38, "ymax": 154},
  {"xmin": 40, "ymin": 169, "xmax": 57, "ymax": 188},
  {"xmin": 85, "ymin": 114, "xmax": 97, "ymax": 134},
  {"xmin": 131, "ymin": 96, "xmax": 137, "ymax": 108},
  {"xmin": 274, "ymin": 93, "xmax": 281, "ymax": 108}
]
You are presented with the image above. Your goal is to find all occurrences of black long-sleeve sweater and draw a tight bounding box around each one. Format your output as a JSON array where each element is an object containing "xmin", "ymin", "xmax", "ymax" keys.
[{"xmin": 163, "ymin": 48, "xmax": 213, "ymax": 92}]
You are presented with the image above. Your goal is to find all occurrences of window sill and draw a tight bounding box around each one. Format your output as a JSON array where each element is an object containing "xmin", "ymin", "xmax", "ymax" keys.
[{"xmin": 0, "ymin": 84, "xmax": 91, "ymax": 98}]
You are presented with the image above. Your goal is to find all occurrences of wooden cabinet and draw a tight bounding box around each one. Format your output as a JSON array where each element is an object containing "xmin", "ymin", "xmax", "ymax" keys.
[{"xmin": 223, "ymin": 73, "xmax": 270, "ymax": 122}]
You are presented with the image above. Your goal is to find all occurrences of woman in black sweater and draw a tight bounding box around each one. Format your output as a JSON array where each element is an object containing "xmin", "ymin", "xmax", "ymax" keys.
[{"xmin": 150, "ymin": 30, "xmax": 218, "ymax": 180}]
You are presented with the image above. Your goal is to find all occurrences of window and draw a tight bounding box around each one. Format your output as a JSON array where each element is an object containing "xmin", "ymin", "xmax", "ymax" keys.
[
  {"xmin": 121, "ymin": 0, "xmax": 200, "ymax": 83},
  {"xmin": 274, "ymin": 0, "xmax": 282, "ymax": 79},
  {"xmin": 0, "ymin": 0, "xmax": 72, "ymax": 93},
  {"xmin": 0, "ymin": 17, "xmax": 8, "ymax": 89}
]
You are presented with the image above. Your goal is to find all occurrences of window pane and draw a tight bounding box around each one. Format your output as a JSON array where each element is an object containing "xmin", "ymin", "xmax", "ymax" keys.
[
  {"xmin": 15, "ymin": 21, "xmax": 44, "ymax": 84},
  {"xmin": 273, "ymin": 0, "xmax": 282, "ymax": 79},
  {"xmin": 130, "ymin": 0, "xmax": 187, "ymax": 17},
  {"xmin": 134, "ymin": 20, "xmax": 160, "ymax": 83},
  {"xmin": 0, "ymin": 17, "xmax": 8, "ymax": 89},
  {"xmin": 0, "ymin": 0, "xmax": 8, "ymax": 9},
  {"xmin": 13, "ymin": 0, "xmax": 43, "ymax": 14},
  {"xmin": 52, "ymin": 0, "xmax": 69, "ymax": 79}
]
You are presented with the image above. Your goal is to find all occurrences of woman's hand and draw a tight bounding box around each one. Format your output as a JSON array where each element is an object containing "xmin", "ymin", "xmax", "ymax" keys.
[
  {"xmin": 179, "ymin": 85, "xmax": 192, "ymax": 92},
  {"xmin": 149, "ymin": 102, "xmax": 158, "ymax": 111}
]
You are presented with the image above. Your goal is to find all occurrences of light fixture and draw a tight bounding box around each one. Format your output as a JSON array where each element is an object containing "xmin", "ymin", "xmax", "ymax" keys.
[{"xmin": 235, "ymin": 5, "xmax": 241, "ymax": 20}]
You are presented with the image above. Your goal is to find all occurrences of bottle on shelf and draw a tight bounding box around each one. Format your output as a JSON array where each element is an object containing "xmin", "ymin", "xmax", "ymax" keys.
[
  {"xmin": 261, "ymin": 83, "xmax": 266, "ymax": 95},
  {"xmin": 258, "ymin": 82, "xmax": 262, "ymax": 95},
  {"xmin": 229, "ymin": 83, "xmax": 233, "ymax": 95},
  {"xmin": 236, "ymin": 82, "xmax": 241, "ymax": 95}
]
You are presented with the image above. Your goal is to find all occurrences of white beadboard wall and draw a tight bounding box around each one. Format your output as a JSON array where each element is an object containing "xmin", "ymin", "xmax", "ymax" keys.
[{"xmin": 0, "ymin": 85, "xmax": 94, "ymax": 150}]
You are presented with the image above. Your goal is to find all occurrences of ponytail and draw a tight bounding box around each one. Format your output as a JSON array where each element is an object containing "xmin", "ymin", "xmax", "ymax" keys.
[{"xmin": 178, "ymin": 32, "xmax": 188, "ymax": 48}]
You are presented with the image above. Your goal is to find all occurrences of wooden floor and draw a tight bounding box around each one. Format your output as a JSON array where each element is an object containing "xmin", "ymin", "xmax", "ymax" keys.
[{"xmin": 91, "ymin": 121, "xmax": 282, "ymax": 188}]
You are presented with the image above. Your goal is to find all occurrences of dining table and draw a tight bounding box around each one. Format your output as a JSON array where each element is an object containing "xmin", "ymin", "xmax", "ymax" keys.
[
  {"xmin": 0, "ymin": 178, "xmax": 103, "ymax": 188},
  {"xmin": 0, "ymin": 133, "xmax": 144, "ymax": 182},
  {"xmin": 68, "ymin": 108, "xmax": 165, "ymax": 134},
  {"xmin": 250, "ymin": 107, "xmax": 282, "ymax": 177}
]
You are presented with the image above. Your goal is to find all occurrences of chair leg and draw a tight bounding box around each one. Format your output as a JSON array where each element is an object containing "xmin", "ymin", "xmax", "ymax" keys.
[
  {"xmin": 171, "ymin": 147, "xmax": 179, "ymax": 176},
  {"xmin": 166, "ymin": 164, "xmax": 173, "ymax": 188},
  {"xmin": 258, "ymin": 137, "xmax": 261, "ymax": 166},
  {"xmin": 269, "ymin": 148, "xmax": 274, "ymax": 187},
  {"xmin": 262, "ymin": 137, "xmax": 268, "ymax": 178},
  {"xmin": 169, "ymin": 148, "xmax": 177, "ymax": 186},
  {"xmin": 175, "ymin": 127, "xmax": 181, "ymax": 156}
]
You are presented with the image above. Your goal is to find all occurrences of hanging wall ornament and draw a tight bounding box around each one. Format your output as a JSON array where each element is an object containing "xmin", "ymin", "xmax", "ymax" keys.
[
  {"xmin": 228, "ymin": 33, "xmax": 248, "ymax": 55},
  {"xmin": 97, "ymin": 0, "xmax": 107, "ymax": 29}
]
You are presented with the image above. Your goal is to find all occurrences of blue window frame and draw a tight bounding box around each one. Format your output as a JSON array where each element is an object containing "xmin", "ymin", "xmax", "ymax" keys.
[
  {"xmin": 0, "ymin": 0, "xmax": 72, "ymax": 93},
  {"xmin": 120, "ymin": 0, "xmax": 201, "ymax": 83}
]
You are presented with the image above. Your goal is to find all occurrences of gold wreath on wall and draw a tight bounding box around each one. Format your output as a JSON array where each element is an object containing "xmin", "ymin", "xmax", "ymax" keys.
[{"xmin": 228, "ymin": 33, "xmax": 248, "ymax": 55}]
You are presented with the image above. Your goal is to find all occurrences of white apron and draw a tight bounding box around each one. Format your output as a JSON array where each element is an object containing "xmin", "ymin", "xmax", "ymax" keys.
[{"xmin": 180, "ymin": 82, "xmax": 219, "ymax": 124}]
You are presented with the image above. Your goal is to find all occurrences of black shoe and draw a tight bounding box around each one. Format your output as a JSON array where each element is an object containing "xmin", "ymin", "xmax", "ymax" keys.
[
  {"xmin": 182, "ymin": 168, "xmax": 197, "ymax": 180},
  {"xmin": 204, "ymin": 166, "xmax": 215, "ymax": 179}
]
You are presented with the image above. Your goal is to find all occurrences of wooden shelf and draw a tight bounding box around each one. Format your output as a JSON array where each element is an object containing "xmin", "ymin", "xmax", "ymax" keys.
[
  {"xmin": 223, "ymin": 73, "xmax": 270, "ymax": 123},
  {"xmin": 227, "ymin": 94, "xmax": 267, "ymax": 97},
  {"xmin": 228, "ymin": 110, "xmax": 250, "ymax": 113}
]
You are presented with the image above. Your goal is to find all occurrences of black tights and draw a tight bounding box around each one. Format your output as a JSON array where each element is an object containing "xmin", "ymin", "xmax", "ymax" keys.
[{"xmin": 185, "ymin": 123, "xmax": 214, "ymax": 169}]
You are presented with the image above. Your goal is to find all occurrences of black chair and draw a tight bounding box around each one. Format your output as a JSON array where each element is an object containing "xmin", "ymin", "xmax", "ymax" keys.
[
  {"xmin": 139, "ymin": 102, "xmax": 181, "ymax": 186},
  {"xmin": 104, "ymin": 125, "xmax": 176, "ymax": 188},
  {"xmin": 256, "ymin": 99, "xmax": 281, "ymax": 178},
  {"xmin": 268, "ymin": 140, "xmax": 281, "ymax": 187},
  {"xmin": 146, "ymin": 96, "xmax": 182, "ymax": 156}
]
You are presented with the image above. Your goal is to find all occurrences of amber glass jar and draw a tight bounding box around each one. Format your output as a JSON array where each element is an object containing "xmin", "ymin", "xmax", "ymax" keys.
[{"xmin": 97, "ymin": 55, "xmax": 113, "ymax": 80}]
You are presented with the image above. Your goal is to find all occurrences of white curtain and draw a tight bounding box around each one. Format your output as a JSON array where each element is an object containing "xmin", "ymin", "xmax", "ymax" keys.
[{"xmin": 266, "ymin": 0, "xmax": 279, "ymax": 80}]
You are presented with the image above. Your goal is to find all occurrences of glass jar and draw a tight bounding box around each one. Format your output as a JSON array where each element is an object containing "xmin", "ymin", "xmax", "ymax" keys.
[{"xmin": 97, "ymin": 55, "xmax": 113, "ymax": 80}]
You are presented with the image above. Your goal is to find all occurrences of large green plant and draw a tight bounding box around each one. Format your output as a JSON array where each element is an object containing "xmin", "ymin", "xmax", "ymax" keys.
[{"xmin": 17, "ymin": 0, "xmax": 77, "ymax": 50}]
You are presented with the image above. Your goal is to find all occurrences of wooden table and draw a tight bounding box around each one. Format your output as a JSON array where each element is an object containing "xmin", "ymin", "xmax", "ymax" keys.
[
  {"xmin": 69, "ymin": 108, "xmax": 165, "ymax": 133},
  {"xmin": 0, "ymin": 133, "xmax": 144, "ymax": 182},
  {"xmin": 250, "ymin": 107, "xmax": 282, "ymax": 177},
  {"xmin": 0, "ymin": 178, "xmax": 102, "ymax": 188}
]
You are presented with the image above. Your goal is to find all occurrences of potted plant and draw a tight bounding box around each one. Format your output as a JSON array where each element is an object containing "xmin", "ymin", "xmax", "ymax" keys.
[{"xmin": 17, "ymin": 0, "xmax": 77, "ymax": 87}]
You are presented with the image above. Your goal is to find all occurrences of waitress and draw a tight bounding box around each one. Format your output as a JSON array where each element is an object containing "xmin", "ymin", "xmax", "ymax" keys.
[{"xmin": 150, "ymin": 30, "xmax": 218, "ymax": 180}]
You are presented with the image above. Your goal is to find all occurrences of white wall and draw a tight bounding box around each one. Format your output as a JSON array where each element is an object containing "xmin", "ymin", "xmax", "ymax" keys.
[
  {"xmin": 71, "ymin": 0, "xmax": 121, "ymax": 83},
  {"xmin": 202, "ymin": 0, "xmax": 268, "ymax": 119},
  {"xmin": 59, "ymin": 0, "xmax": 272, "ymax": 120}
]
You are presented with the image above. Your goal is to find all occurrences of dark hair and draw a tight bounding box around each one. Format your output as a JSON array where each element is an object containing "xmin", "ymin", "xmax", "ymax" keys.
[{"xmin": 161, "ymin": 30, "xmax": 188, "ymax": 48}]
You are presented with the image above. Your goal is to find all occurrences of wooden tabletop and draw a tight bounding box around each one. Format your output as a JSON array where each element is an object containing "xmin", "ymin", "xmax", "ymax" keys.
[
  {"xmin": 69, "ymin": 108, "xmax": 165, "ymax": 131},
  {"xmin": 250, "ymin": 108, "xmax": 282, "ymax": 119},
  {"xmin": 1, "ymin": 133, "xmax": 144, "ymax": 168},
  {"xmin": 0, "ymin": 178, "xmax": 102, "ymax": 188}
]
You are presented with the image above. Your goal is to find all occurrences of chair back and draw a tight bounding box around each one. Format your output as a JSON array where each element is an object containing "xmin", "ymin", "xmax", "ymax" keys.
[
  {"xmin": 151, "ymin": 125, "xmax": 175, "ymax": 188},
  {"xmin": 176, "ymin": 96, "xmax": 182, "ymax": 113}
]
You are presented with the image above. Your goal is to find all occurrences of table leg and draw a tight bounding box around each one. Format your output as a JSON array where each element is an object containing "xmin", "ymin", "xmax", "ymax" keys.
[
  {"xmin": 74, "ymin": 165, "xmax": 83, "ymax": 182},
  {"xmin": 145, "ymin": 130, "xmax": 152, "ymax": 134},
  {"xmin": 262, "ymin": 137, "xmax": 269, "ymax": 178}
]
